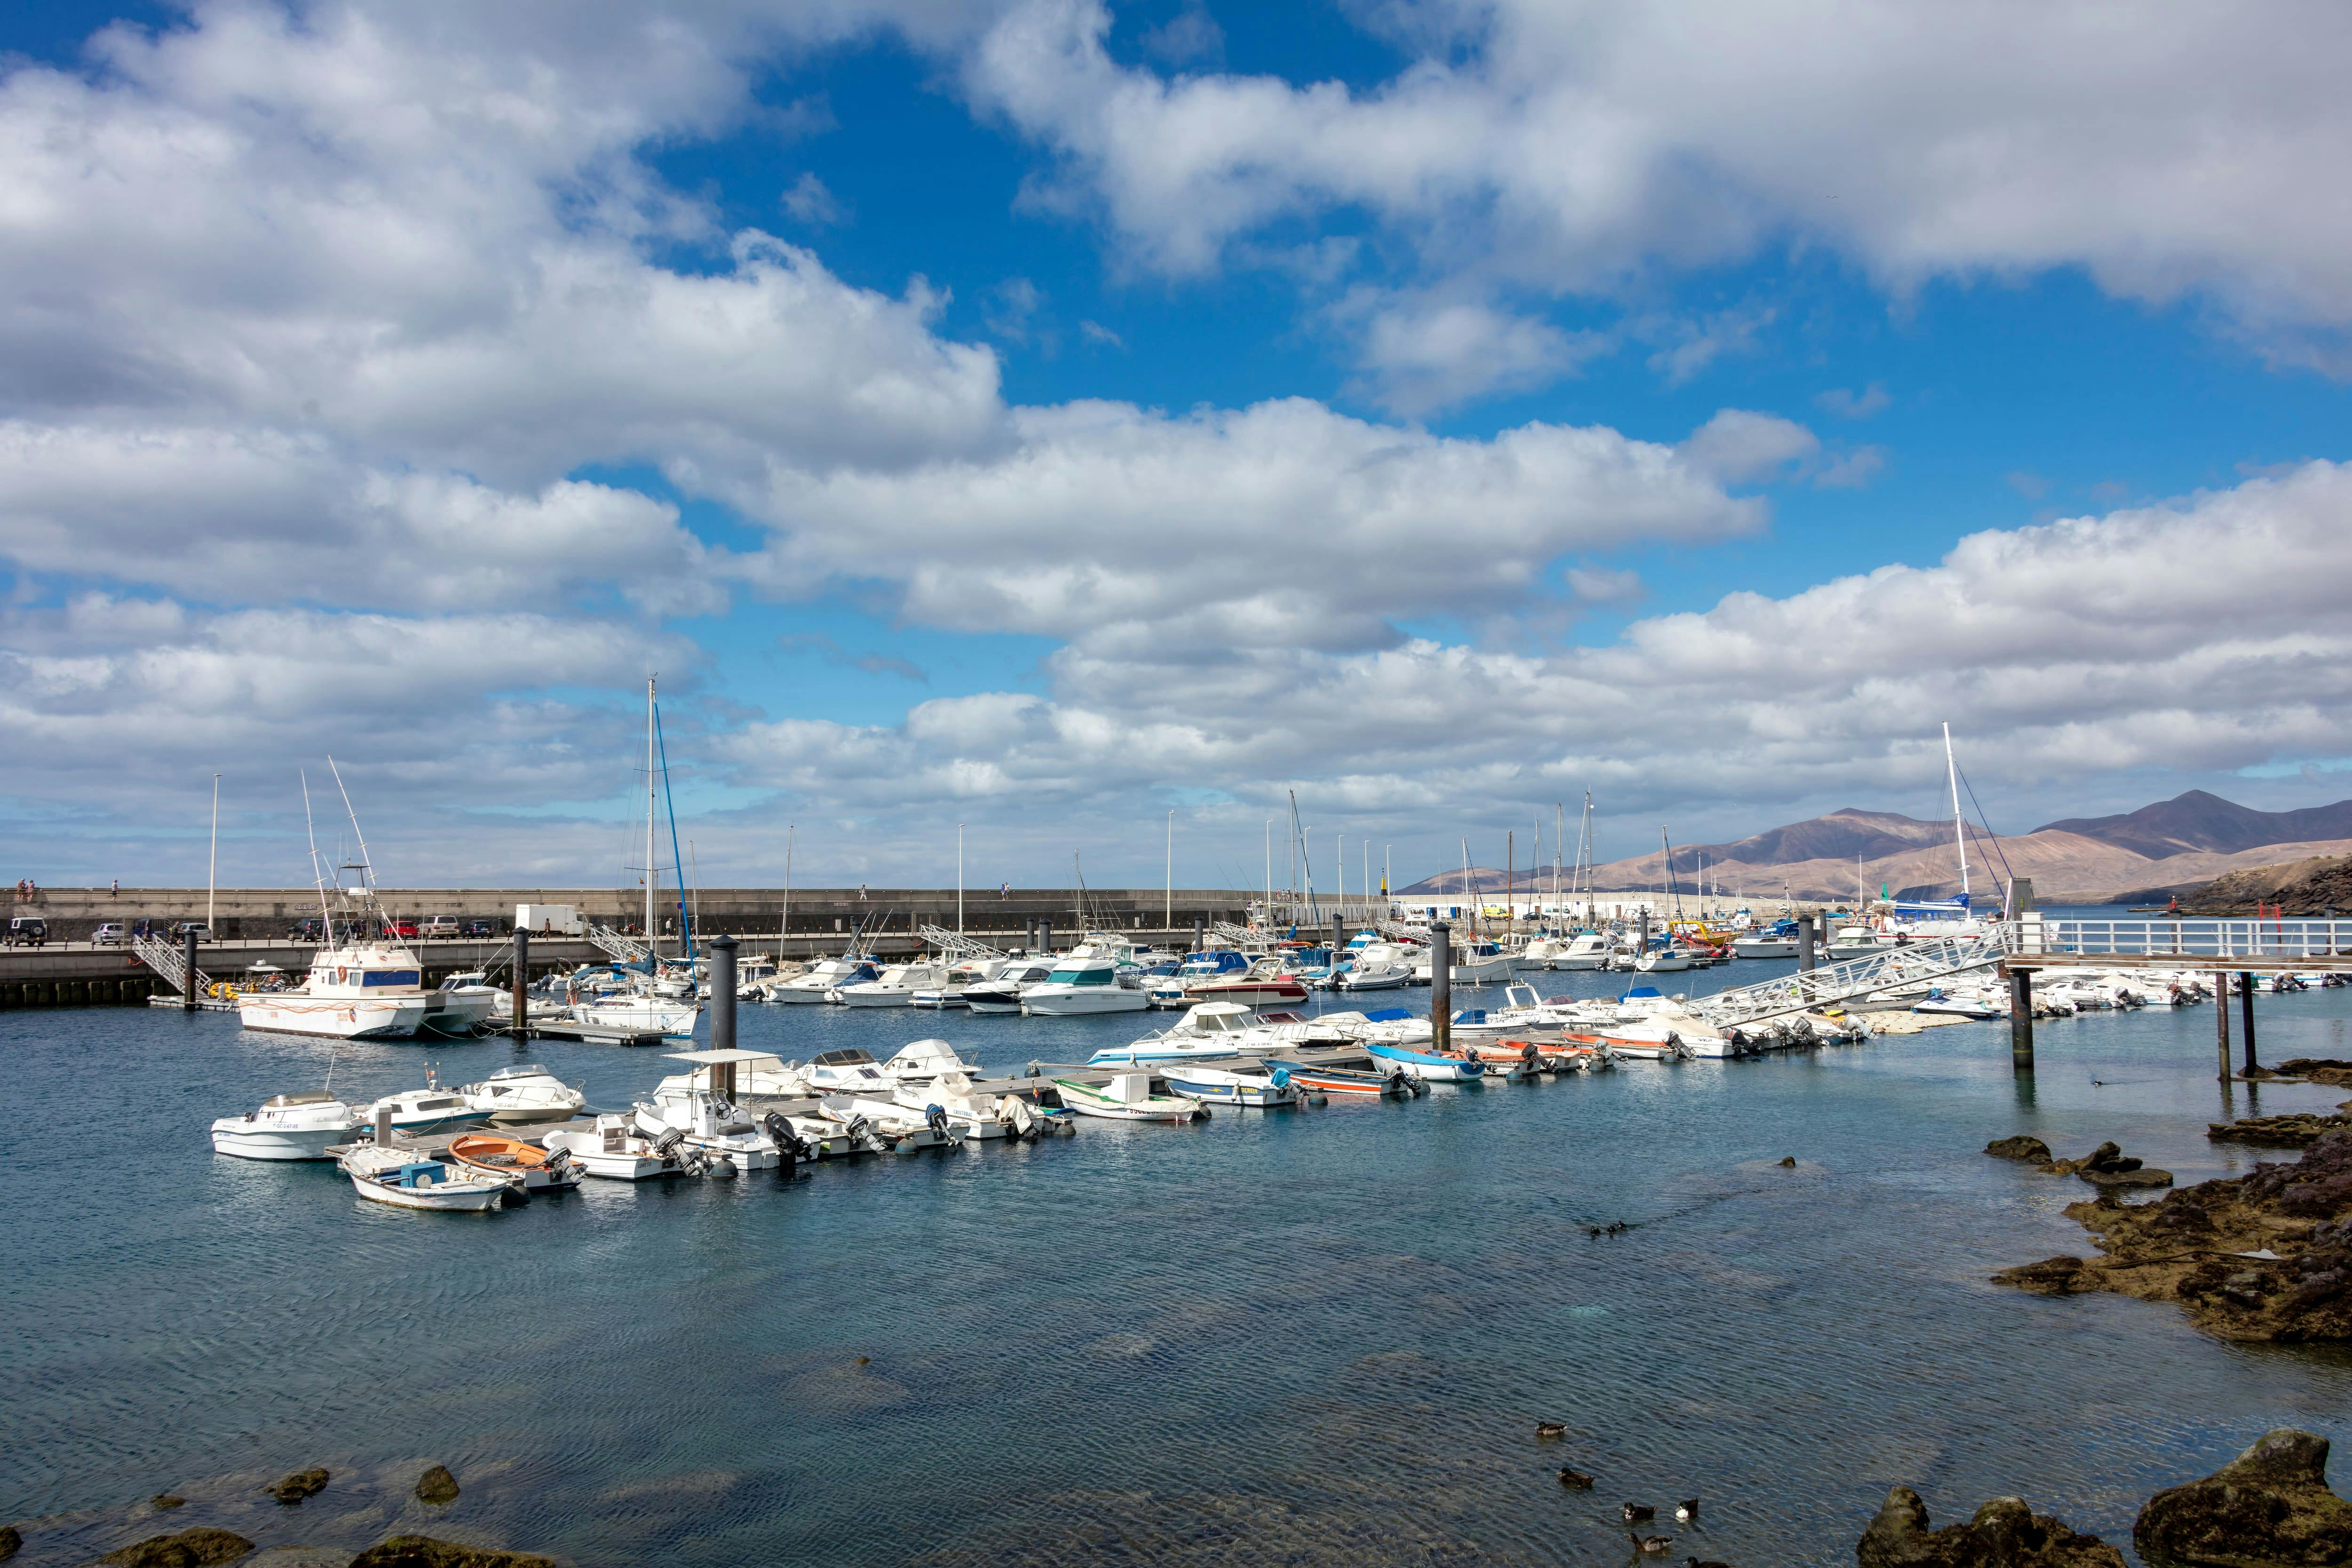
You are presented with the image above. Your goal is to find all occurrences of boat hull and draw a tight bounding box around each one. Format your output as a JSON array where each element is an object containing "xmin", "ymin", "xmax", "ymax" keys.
[
  {"xmin": 238, "ymin": 995, "xmax": 433, "ymax": 1039},
  {"xmin": 1022, "ymin": 988, "xmax": 1151, "ymax": 1015},
  {"xmin": 1362, "ymin": 1041, "xmax": 1486, "ymax": 1082},
  {"xmin": 209, "ymin": 1123, "xmax": 352, "ymax": 1160},
  {"xmin": 350, "ymin": 1174, "xmax": 504, "ymax": 1211}
]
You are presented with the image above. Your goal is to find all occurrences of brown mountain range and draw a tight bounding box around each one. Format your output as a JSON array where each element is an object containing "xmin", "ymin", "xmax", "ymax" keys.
[{"xmin": 1396, "ymin": 791, "xmax": 2352, "ymax": 905}]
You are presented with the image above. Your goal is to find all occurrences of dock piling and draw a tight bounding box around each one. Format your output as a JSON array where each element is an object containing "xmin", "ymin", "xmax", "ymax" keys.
[
  {"xmin": 2241, "ymin": 972, "xmax": 2259, "ymax": 1075},
  {"xmin": 1430, "ymin": 919, "xmax": 1451, "ymax": 1053},
  {"xmin": 510, "ymin": 930, "xmax": 529, "ymax": 1040},
  {"xmin": 182, "ymin": 925, "xmax": 198, "ymax": 1012},
  {"xmin": 2008, "ymin": 967, "xmax": 2034, "ymax": 1070},
  {"xmin": 710, "ymin": 935, "xmax": 738, "ymax": 1059},
  {"xmin": 374, "ymin": 1105, "xmax": 392, "ymax": 1146},
  {"xmin": 1192, "ymin": 916, "xmax": 1204, "ymax": 953},
  {"xmin": 2216, "ymin": 967, "xmax": 2231, "ymax": 1080}
]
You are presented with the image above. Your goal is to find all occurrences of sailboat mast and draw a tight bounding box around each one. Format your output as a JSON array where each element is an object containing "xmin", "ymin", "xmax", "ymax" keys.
[
  {"xmin": 1944, "ymin": 721, "xmax": 1970, "ymax": 899},
  {"xmin": 645, "ymin": 676, "xmax": 657, "ymax": 955}
]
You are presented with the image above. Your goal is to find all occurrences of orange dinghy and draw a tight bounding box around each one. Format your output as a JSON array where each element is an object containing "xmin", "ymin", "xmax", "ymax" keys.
[{"xmin": 447, "ymin": 1132, "xmax": 581, "ymax": 1192}]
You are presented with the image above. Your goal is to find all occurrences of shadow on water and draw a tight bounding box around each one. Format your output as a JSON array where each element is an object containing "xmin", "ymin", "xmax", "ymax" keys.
[{"xmin": 7, "ymin": 963, "xmax": 2352, "ymax": 1564}]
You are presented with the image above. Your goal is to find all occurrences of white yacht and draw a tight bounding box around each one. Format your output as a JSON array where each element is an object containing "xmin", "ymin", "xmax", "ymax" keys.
[
  {"xmin": 1020, "ymin": 955, "xmax": 1151, "ymax": 1015},
  {"xmin": 802, "ymin": 1047, "xmax": 898, "ymax": 1093},
  {"xmin": 1092, "ymin": 1001, "xmax": 1259, "ymax": 1064},
  {"xmin": 962, "ymin": 959, "xmax": 1056, "ymax": 1013},
  {"xmin": 1335, "ymin": 941, "xmax": 1415, "ymax": 991},
  {"xmin": 1411, "ymin": 939, "xmax": 1515, "ymax": 986},
  {"xmin": 766, "ymin": 956, "xmax": 878, "ymax": 1003},
  {"xmin": 366, "ymin": 1085, "xmax": 494, "ymax": 1136},
  {"xmin": 881, "ymin": 1038, "xmax": 984, "ymax": 1085},
  {"xmin": 830, "ymin": 961, "xmax": 951, "ymax": 1006},
  {"xmin": 211, "ymin": 1090, "xmax": 365, "ymax": 1160},
  {"xmin": 456, "ymin": 1064, "xmax": 585, "ymax": 1126},
  {"xmin": 572, "ymin": 986, "xmax": 700, "ymax": 1039}
]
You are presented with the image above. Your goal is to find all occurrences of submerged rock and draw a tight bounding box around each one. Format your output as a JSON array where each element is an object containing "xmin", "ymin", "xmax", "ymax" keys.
[
  {"xmin": 2278, "ymin": 1059, "xmax": 2352, "ymax": 1089},
  {"xmin": 1988, "ymin": 1135, "xmax": 2056, "ymax": 1166},
  {"xmin": 1999, "ymin": 1128, "xmax": 2352, "ymax": 1341},
  {"xmin": 2135, "ymin": 1428, "xmax": 2352, "ymax": 1566},
  {"xmin": 2210, "ymin": 1114, "xmax": 2352, "ymax": 1148},
  {"xmin": 263, "ymin": 1468, "xmax": 330, "ymax": 1506},
  {"xmin": 347, "ymin": 1536, "xmax": 556, "ymax": 1568},
  {"xmin": 0, "ymin": 1524, "xmax": 18, "ymax": 1560},
  {"xmin": 1857, "ymin": 1484, "xmax": 2124, "ymax": 1567},
  {"xmin": 413, "ymin": 1466, "xmax": 461, "ymax": 1506},
  {"xmin": 98, "ymin": 1527, "xmax": 255, "ymax": 1566},
  {"xmin": 1993, "ymin": 1256, "xmax": 2095, "ymax": 1296},
  {"xmin": 150, "ymin": 1496, "xmax": 186, "ymax": 1511}
]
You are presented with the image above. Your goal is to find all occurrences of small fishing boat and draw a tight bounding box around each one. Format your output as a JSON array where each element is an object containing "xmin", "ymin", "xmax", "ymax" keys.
[
  {"xmin": 1273, "ymin": 1059, "xmax": 1423, "ymax": 1097},
  {"xmin": 210, "ymin": 1090, "xmax": 365, "ymax": 1161},
  {"xmin": 1362, "ymin": 1039, "xmax": 1487, "ymax": 1082},
  {"xmin": 1159, "ymin": 1063, "xmax": 1299, "ymax": 1107},
  {"xmin": 1461, "ymin": 1038, "xmax": 1544, "ymax": 1077},
  {"xmin": 341, "ymin": 1146, "xmax": 509, "ymax": 1211},
  {"xmin": 456, "ymin": 1064, "xmax": 585, "ymax": 1126},
  {"xmin": 446, "ymin": 1132, "xmax": 581, "ymax": 1192},
  {"xmin": 892, "ymin": 1071, "xmax": 1051, "ymax": 1140},
  {"xmin": 541, "ymin": 1112, "xmax": 694, "ymax": 1180},
  {"xmin": 1051, "ymin": 1073, "xmax": 1209, "ymax": 1122},
  {"xmin": 367, "ymin": 1083, "xmax": 494, "ymax": 1137}
]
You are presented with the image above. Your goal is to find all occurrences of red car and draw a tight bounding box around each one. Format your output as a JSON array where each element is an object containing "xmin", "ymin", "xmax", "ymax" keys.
[{"xmin": 390, "ymin": 917, "xmax": 421, "ymax": 939}]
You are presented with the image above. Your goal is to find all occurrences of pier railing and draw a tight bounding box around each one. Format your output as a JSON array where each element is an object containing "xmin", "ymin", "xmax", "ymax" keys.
[
  {"xmin": 586, "ymin": 924, "xmax": 651, "ymax": 964},
  {"xmin": 131, "ymin": 932, "xmax": 214, "ymax": 996},
  {"xmin": 2005, "ymin": 917, "xmax": 2352, "ymax": 969}
]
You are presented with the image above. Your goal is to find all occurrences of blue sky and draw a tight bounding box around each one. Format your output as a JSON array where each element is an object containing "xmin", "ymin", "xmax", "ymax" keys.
[{"xmin": 3, "ymin": 0, "xmax": 2351, "ymax": 890}]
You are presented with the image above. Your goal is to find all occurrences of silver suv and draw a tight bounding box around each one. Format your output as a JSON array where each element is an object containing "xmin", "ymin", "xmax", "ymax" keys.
[{"xmin": 93, "ymin": 922, "xmax": 127, "ymax": 946}]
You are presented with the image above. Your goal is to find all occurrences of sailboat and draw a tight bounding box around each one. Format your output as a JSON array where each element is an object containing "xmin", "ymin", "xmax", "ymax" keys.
[
  {"xmin": 572, "ymin": 677, "xmax": 702, "ymax": 1039},
  {"xmin": 1874, "ymin": 725, "xmax": 1994, "ymax": 939}
]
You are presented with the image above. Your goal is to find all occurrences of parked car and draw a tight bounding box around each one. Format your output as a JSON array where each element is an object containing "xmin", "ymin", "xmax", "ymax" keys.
[
  {"xmin": 168, "ymin": 922, "xmax": 210, "ymax": 944},
  {"xmin": 6, "ymin": 915, "xmax": 48, "ymax": 948},
  {"xmin": 293, "ymin": 917, "xmax": 330, "ymax": 943},
  {"xmin": 420, "ymin": 915, "xmax": 460, "ymax": 939},
  {"xmin": 92, "ymin": 922, "xmax": 127, "ymax": 946},
  {"xmin": 390, "ymin": 917, "xmax": 421, "ymax": 939},
  {"xmin": 461, "ymin": 919, "xmax": 498, "ymax": 939}
]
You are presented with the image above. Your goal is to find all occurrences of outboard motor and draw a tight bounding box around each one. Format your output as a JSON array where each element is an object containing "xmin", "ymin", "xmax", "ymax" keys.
[
  {"xmin": 650, "ymin": 1126, "xmax": 684, "ymax": 1158},
  {"xmin": 1519, "ymin": 1042, "xmax": 1539, "ymax": 1073},
  {"xmin": 925, "ymin": 1103, "xmax": 950, "ymax": 1139},
  {"xmin": 762, "ymin": 1111, "xmax": 806, "ymax": 1176}
]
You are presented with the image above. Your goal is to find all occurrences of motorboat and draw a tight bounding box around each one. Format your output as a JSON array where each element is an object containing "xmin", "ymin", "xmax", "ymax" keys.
[
  {"xmin": 1632, "ymin": 947, "xmax": 1696, "ymax": 973},
  {"xmin": 831, "ymin": 961, "xmax": 952, "ymax": 1007},
  {"xmin": 1271, "ymin": 1059, "xmax": 1422, "ymax": 1097},
  {"xmin": 238, "ymin": 940, "xmax": 437, "ymax": 1039},
  {"xmin": 446, "ymin": 1132, "xmax": 581, "ymax": 1193},
  {"xmin": 210, "ymin": 1090, "xmax": 365, "ymax": 1160},
  {"xmin": 766, "ymin": 956, "xmax": 878, "ymax": 1003},
  {"xmin": 1021, "ymin": 955, "xmax": 1151, "ymax": 1015},
  {"xmin": 816, "ymin": 1094, "xmax": 962, "ymax": 1152},
  {"xmin": 802, "ymin": 1047, "xmax": 897, "ymax": 1094},
  {"xmin": 961, "ymin": 960, "xmax": 1055, "ymax": 1014},
  {"xmin": 1335, "ymin": 940, "xmax": 1416, "ymax": 991},
  {"xmin": 1051, "ymin": 1073, "xmax": 1208, "ymax": 1122},
  {"xmin": 1160, "ymin": 1062, "xmax": 1299, "ymax": 1107},
  {"xmin": 635, "ymin": 1087, "xmax": 784, "ymax": 1171},
  {"xmin": 1609, "ymin": 987, "xmax": 1742, "ymax": 1057},
  {"xmin": 542, "ymin": 1113, "xmax": 696, "ymax": 1179},
  {"xmin": 1090, "ymin": 1001, "xmax": 1258, "ymax": 1065},
  {"xmin": 572, "ymin": 984, "xmax": 700, "ymax": 1039},
  {"xmin": 418, "ymin": 973, "xmax": 501, "ymax": 1036},
  {"xmin": 891, "ymin": 1071, "xmax": 1055, "ymax": 1140},
  {"xmin": 340, "ymin": 1146, "xmax": 509, "ymax": 1210},
  {"xmin": 1821, "ymin": 926, "xmax": 1883, "ymax": 963},
  {"xmin": 881, "ymin": 1038, "xmax": 985, "ymax": 1085},
  {"xmin": 1913, "ymin": 987, "xmax": 2004, "ymax": 1019},
  {"xmin": 1361, "ymin": 1038, "xmax": 1487, "ymax": 1083},
  {"xmin": 1411, "ymin": 939, "xmax": 1514, "ymax": 987},
  {"xmin": 456, "ymin": 1064, "xmax": 585, "ymax": 1126},
  {"xmin": 366, "ymin": 1085, "xmax": 494, "ymax": 1136},
  {"xmin": 1730, "ymin": 931, "xmax": 1800, "ymax": 959},
  {"xmin": 1542, "ymin": 933, "xmax": 1613, "ymax": 970},
  {"xmin": 1163, "ymin": 950, "xmax": 1310, "ymax": 1008}
]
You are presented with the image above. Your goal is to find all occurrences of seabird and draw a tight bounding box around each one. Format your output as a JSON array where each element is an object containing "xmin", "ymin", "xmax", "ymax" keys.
[
  {"xmin": 1623, "ymin": 1504, "xmax": 1656, "ymax": 1523},
  {"xmin": 1675, "ymin": 1499, "xmax": 1698, "ymax": 1522}
]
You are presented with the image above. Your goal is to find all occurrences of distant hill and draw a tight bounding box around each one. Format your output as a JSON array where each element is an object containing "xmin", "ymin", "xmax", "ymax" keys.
[
  {"xmin": 2037, "ymin": 790, "xmax": 2352, "ymax": 859},
  {"xmin": 1396, "ymin": 790, "xmax": 2352, "ymax": 905},
  {"xmin": 2181, "ymin": 854, "xmax": 2352, "ymax": 915}
]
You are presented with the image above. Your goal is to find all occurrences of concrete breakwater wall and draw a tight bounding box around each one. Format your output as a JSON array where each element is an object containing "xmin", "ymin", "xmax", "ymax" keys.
[{"xmin": 4, "ymin": 886, "xmax": 1261, "ymax": 943}]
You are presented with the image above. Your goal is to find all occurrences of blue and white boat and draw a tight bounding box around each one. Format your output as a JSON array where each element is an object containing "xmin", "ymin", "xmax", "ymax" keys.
[
  {"xmin": 1160, "ymin": 1062, "xmax": 1298, "ymax": 1107},
  {"xmin": 1360, "ymin": 1038, "xmax": 1487, "ymax": 1082}
]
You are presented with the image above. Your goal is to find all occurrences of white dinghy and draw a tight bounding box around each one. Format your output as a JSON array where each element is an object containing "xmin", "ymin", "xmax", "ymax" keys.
[
  {"xmin": 340, "ymin": 1146, "xmax": 510, "ymax": 1211},
  {"xmin": 211, "ymin": 1090, "xmax": 365, "ymax": 1161}
]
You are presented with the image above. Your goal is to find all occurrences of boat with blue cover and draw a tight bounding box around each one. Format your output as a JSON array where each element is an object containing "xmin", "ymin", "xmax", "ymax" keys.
[{"xmin": 1160, "ymin": 1062, "xmax": 1299, "ymax": 1107}]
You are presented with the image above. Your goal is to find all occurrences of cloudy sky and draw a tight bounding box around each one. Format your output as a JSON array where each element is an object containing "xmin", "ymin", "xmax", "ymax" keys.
[{"xmin": 4, "ymin": 0, "xmax": 2351, "ymax": 893}]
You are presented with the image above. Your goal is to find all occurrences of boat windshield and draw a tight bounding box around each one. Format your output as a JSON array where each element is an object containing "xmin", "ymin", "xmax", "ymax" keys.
[
  {"xmin": 1047, "ymin": 965, "xmax": 1109, "ymax": 985},
  {"xmin": 810, "ymin": 1049, "xmax": 879, "ymax": 1067},
  {"xmin": 491, "ymin": 1065, "xmax": 550, "ymax": 1079}
]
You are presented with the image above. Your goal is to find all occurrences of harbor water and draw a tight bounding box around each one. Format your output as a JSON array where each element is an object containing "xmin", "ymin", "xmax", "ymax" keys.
[{"xmin": 8, "ymin": 949, "xmax": 2352, "ymax": 1564}]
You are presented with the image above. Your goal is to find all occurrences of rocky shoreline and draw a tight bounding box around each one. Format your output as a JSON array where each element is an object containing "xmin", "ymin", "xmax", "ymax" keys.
[{"xmin": 1992, "ymin": 1127, "xmax": 2352, "ymax": 1342}]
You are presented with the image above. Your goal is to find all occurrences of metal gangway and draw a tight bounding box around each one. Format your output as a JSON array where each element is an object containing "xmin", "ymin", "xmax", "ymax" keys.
[
  {"xmin": 919, "ymin": 924, "xmax": 1004, "ymax": 963},
  {"xmin": 1378, "ymin": 919, "xmax": 1432, "ymax": 944},
  {"xmin": 1685, "ymin": 930, "xmax": 2008, "ymax": 1031},
  {"xmin": 586, "ymin": 924, "xmax": 651, "ymax": 964},
  {"xmin": 1211, "ymin": 921, "xmax": 1257, "ymax": 947},
  {"xmin": 132, "ymin": 931, "xmax": 215, "ymax": 997}
]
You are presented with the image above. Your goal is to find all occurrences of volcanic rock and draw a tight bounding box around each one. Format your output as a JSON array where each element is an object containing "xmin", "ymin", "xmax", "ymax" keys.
[
  {"xmin": 1999, "ymin": 1128, "xmax": 2352, "ymax": 1341},
  {"xmin": 2210, "ymin": 1114, "xmax": 2352, "ymax": 1148},
  {"xmin": 1992, "ymin": 1257, "xmax": 2095, "ymax": 1296},
  {"xmin": 1857, "ymin": 1484, "xmax": 2125, "ymax": 1567},
  {"xmin": 98, "ymin": 1527, "xmax": 255, "ymax": 1566},
  {"xmin": 2134, "ymin": 1427, "xmax": 2352, "ymax": 1566},
  {"xmin": 0, "ymin": 1525, "xmax": 17, "ymax": 1560},
  {"xmin": 150, "ymin": 1496, "xmax": 186, "ymax": 1511},
  {"xmin": 414, "ymin": 1466, "xmax": 461, "ymax": 1506},
  {"xmin": 2278, "ymin": 1059, "xmax": 2352, "ymax": 1089},
  {"xmin": 346, "ymin": 1536, "xmax": 556, "ymax": 1568},
  {"xmin": 1988, "ymin": 1136, "xmax": 2056, "ymax": 1166},
  {"xmin": 263, "ymin": 1468, "xmax": 330, "ymax": 1506}
]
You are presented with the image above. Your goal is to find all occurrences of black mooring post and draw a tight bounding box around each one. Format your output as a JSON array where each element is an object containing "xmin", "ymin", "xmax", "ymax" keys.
[
  {"xmin": 1430, "ymin": 919, "xmax": 1452, "ymax": 1053},
  {"xmin": 183, "ymin": 924, "xmax": 199, "ymax": 1012},
  {"xmin": 710, "ymin": 934, "xmax": 738, "ymax": 1065},
  {"xmin": 1796, "ymin": 913, "xmax": 1815, "ymax": 975},
  {"xmin": 510, "ymin": 929, "xmax": 530, "ymax": 1040},
  {"xmin": 2009, "ymin": 966, "xmax": 2034, "ymax": 1070},
  {"xmin": 1192, "ymin": 915, "xmax": 1205, "ymax": 953},
  {"xmin": 2241, "ymin": 972, "xmax": 2259, "ymax": 1075}
]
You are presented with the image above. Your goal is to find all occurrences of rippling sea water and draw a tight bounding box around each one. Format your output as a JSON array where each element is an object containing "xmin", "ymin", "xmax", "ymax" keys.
[{"xmin": 8, "ymin": 950, "xmax": 2352, "ymax": 1566}]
